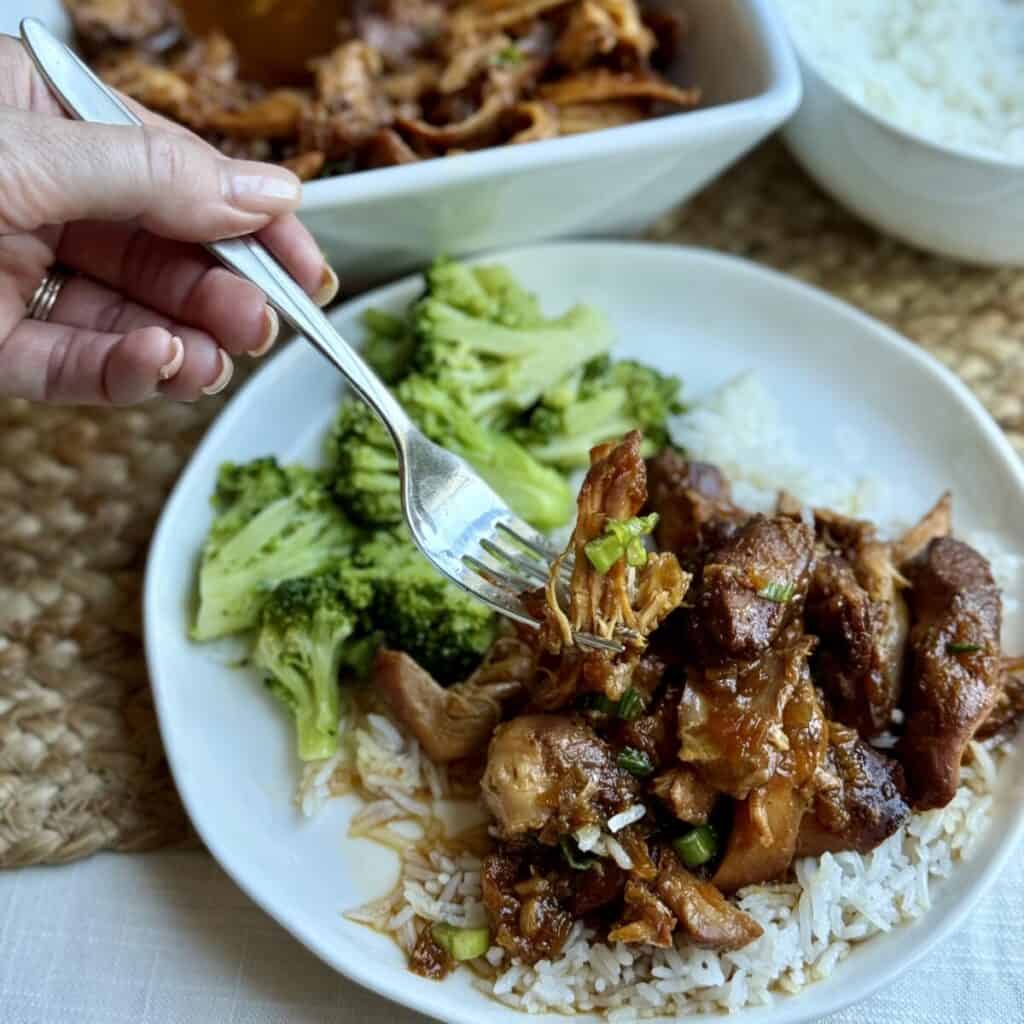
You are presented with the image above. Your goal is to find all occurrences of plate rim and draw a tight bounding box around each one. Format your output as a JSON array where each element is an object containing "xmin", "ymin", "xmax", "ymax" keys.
[{"xmin": 144, "ymin": 239, "xmax": 1024, "ymax": 1024}]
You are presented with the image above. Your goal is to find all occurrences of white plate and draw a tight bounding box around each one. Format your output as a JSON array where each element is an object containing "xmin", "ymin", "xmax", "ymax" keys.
[{"xmin": 144, "ymin": 242, "xmax": 1024, "ymax": 1024}]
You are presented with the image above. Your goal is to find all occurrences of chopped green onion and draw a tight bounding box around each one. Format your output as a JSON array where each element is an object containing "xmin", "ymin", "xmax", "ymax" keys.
[
  {"xmin": 625, "ymin": 537, "xmax": 647, "ymax": 567},
  {"xmin": 560, "ymin": 835, "xmax": 597, "ymax": 870},
  {"xmin": 493, "ymin": 44, "xmax": 523, "ymax": 65},
  {"xmin": 584, "ymin": 514, "xmax": 659, "ymax": 575},
  {"xmin": 584, "ymin": 533, "xmax": 625, "ymax": 575},
  {"xmin": 947, "ymin": 641, "xmax": 982, "ymax": 654},
  {"xmin": 431, "ymin": 922, "xmax": 491, "ymax": 961},
  {"xmin": 580, "ymin": 692, "xmax": 616, "ymax": 714},
  {"xmin": 672, "ymin": 825, "xmax": 719, "ymax": 868},
  {"xmin": 758, "ymin": 580, "xmax": 796, "ymax": 603},
  {"xmin": 617, "ymin": 688, "xmax": 645, "ymax": 721},
  {"xmin": 617, "ymin": 746, "xmax": 654, "ymax": 777}
]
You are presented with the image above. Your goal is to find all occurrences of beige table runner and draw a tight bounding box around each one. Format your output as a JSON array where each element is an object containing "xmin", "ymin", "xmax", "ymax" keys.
[{"xmin": 1, "ymin": 140, "xmax": 1021, "ymax": 868}]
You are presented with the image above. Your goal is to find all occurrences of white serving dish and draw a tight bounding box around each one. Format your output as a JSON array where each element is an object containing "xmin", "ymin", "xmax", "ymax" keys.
[
  {"xmin": 780, "ymin": 26, "xmax": 1024, "ymax": 266},
  {"xmin": 298, "ymin": 0, "xmax": 801, "ymax": 285},
  {"xmin": 144, "ymin": 241, "xmax": 1024, "ymax": 1024},
  {"xmin": 9, "ymin": 0, "xmax": 800, "ymax": 286}
]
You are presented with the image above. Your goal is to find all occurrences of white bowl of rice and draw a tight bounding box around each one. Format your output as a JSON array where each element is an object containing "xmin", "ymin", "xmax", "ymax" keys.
[{"xmin": 775, "ymin": 0, "xmax": 1024, "ymax": 266}]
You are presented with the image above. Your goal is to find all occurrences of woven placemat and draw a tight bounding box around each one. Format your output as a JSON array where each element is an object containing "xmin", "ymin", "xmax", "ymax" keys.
[{"xmin": 1, "ymin": 140, "xmax": 1021, "ymax": 868}]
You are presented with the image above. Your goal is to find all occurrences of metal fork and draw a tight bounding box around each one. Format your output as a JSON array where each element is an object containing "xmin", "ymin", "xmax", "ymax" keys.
[{"xmin": 19, "ymin": 18, "xmax": 623, "ymax": 654}]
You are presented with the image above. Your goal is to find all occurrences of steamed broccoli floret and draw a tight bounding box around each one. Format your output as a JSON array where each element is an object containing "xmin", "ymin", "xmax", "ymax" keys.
[
  {"xmin": 399, "ymin": 376, "xmax": 574, "ymax": 530},
  {"xmin": 326, "ymin": 400, "xmax": 402, "ymax": 528},
  {"xmin": 360, "ymin": 308, "xmax": 417, "ymax": 384},
  {"xmin": 411, "ymin": 295, "xmax": 613, "ymax": 425},
  {"xmin": 514, "ymin": 357, "xmax": 685, "ymax": 469},
  {"xmin": 425, "ymin": 258, "xmax": 543, "ymax": 326},
  {"xmin": 352, "ymin": 530, "xmax": 496, "ymax": 683},
  {"xmin": 253, "ymin": 572, "xmax": 374, "ymax": 760},
  {"xmin": 206, "ymin": 456, "xmax": 294, "ymax": 547},
  {"xmin": 193, "ymin": 459, "xmax": 356, "ymax": 640}
]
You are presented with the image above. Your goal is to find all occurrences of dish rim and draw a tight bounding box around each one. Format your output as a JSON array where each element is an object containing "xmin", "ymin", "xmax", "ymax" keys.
[{"xmin": 144, "ymin": 239, "xmax": 1024, "ymax": 1024}]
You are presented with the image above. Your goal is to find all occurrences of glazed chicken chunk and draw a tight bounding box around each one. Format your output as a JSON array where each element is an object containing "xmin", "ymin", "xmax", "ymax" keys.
[
  {"xmin": 481, "ymin": 714, "xmax": 637, "ymax": 841},
  {"xmin": 899, "ymin": 537, "xmax": 1003, "ymax": 810},
  {"xmin": 688, "ymin": 514, "xmax": 815, "ymax": 664}
]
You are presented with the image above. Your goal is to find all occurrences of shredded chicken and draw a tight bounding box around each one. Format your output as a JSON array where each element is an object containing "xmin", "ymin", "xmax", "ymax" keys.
[
  {"xmin": 65, "ymin": 0, "xmax": 178, "ymax": 50},
  {"xmin": 374, "ymin": 636, "xmax": 534, "ymax": 762},
  {"xmin": 539, "ymin": 68, "xmax": 699, "ymax": 107},
  {"xmin": 71, "ymin": 0, "xmax": 696, "ymax": 176},
  {"xmin": 893, "ymin": 491, "xmax": 953, "ymax": 566},
  {"xmin": 656, "ymin": 852, "xmax": 764, "ymax": 950},
  {"xmin": 532, "ymin": 432, "xmax": 688, "ymax": 708}
]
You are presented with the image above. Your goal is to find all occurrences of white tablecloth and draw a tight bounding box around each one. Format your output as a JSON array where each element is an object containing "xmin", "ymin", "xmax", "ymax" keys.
[{"xmin": 1, "ymin": 849, "xmax": 1022, "ymax": 1024}]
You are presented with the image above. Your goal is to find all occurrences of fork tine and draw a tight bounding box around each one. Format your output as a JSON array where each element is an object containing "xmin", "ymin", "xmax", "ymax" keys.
[
  {"xmin": 463, "ymin": 554, "xmax": 623, "ymax": 654},
  {"xmin": 496, "ymin": 521, "xmax": 563, "ymax": 563},
  {"xmin": 479, "ymin": 538, "xmax": 549, "ymax": 586},
  {"xmin": 464, "ymin": 554, "xmax": 536, "ymax": 594},
  {"xmin": 496, "ymin": 521, "xmax": 575, "ymax": 585},
  {"xmin": 571, "ymin": 632, "xmax": 625, "ymax": 654}
]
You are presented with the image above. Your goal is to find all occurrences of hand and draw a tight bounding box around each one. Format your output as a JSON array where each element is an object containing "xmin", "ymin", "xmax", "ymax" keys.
[{"xmin": 0, "ymin": 34, "xmax": 337, "ymax": 405}]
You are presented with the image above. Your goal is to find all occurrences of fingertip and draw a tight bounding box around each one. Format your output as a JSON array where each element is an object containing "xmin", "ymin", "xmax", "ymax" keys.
[
  {"xmin": 256, "ymin": 215, "xmax": 325, "ymax": 296},
  {"xmin": 314, "ymin": 264, "xmax": 340, "ymax": 307},
  {"xmin": 159, "ymin": 335, "xmax": 185, "ymax": 380},
  {"xmin": 250, "ymin": 306, "xmax": 279, "ymax": 357},
  {"xmin": 221, "ymin": 159, "xmax": 302, "ymax": 216},
  {"xmin": 201, "ymin": 349, "xmax": 234, "ymax": 396},
  {"xmin": 158, "ymin": 329, "xmax": 224, "ymax": 402},
  {"xmin": 105, "ymin": 326, "xmax": 179, "ymax": 405}
]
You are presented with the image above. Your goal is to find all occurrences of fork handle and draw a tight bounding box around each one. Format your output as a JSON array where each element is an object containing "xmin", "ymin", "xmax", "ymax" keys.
[
  {"xmin": 18, "ymin": 17, "xmax": 415, "ymax": 450},
  {"xmin": 210, "ymin": 235, "xmax": 415, "ymax": 446}
]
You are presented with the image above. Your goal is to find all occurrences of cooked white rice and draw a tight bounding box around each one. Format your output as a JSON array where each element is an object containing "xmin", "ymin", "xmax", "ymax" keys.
[
  {"xmin": 298, "ymin": 375, "xmax": 1021, "ymax": 1017},
  {"xmin": 778, "ymin": 0, "xmax": 1024, "ymax": 161}
]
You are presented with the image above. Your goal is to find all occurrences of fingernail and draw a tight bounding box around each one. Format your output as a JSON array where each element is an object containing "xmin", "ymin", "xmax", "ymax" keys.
[
  {"xmin": 158, "ymin": 335, "xmax": 185, "ymax": 380},
  {"xmin": 314, "ymin": 263, "xmax": 339, "ymax": 307},
  {"xmin": 250, "ymin": 306, "xmax": 279, "ymax": 357},
  {"xmin": 201, "ymin": 349, "xmax": 234, "ymax": 396},
  {"xmin": 223, "ymin": 163, "xmax": 301, "ymax": 213}
]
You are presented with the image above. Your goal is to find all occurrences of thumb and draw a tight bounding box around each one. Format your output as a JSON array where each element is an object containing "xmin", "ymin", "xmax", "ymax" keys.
[{"xmin": 0, "ymin": 109, "xmax": 302, "ymax": 242}]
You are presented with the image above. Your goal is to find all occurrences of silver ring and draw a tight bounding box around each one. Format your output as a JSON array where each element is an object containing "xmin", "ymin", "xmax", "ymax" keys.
[{"xmin": 26, "ymin": 268, "xmax": 69, "ymax": 322}]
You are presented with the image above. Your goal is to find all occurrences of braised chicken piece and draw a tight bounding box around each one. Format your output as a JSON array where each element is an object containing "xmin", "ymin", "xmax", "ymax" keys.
[
  {"xmin": 644, "ymin": 450, "xmax": 746, "ymax": 569},
  {"xmin": 796, "ymin": 721, "xmax": 909, "ymax": 857},
  {"xmin": 713, "ymin": 674, "xmax": 827, "ymax": 892},
  {"xmin": 656, "ymin": 851, "xmax": 764, "ymax": 950},
  {"xmin": 900, "ymin": 537, "xmax": 1003, "ymax": 810},
  {"xmin": 354, "ymin": 0, "xmax": 446, "ymax": 66},
  {"xmin": 976, "ymin": 657, "xmax": 1024, "ymax": 740},
  {"xmin": 482, "ymin": 847, "xmax": 573, "ymax": 963},
  {"xmin": 893, "ymin": 492, "xmax": 953, "ymax": 567},
  {"xmin": 571, "ymin": 860, "xmax": 629, "ymax": 915},
  {"xmin": 481, "ymin": 714, "xmax": 637, "ymax": 842},
  {"xmin": 678, "ymin": 635, "xmax": 815, "ymax": 799},
  {"xmin": 534, "ymin": 433, "xmax": 688, "ymax": 708},
  {"xmin": 66, "ymin": 0, "xmax": 179, "ymax": 52},
  {"xmin": 606, "ymin": 879, "xmax": 673, "ymax": 947},
  {"xmin": 609, "ymin": 681, "xmax": 679, "ymax": 769},
  {"xmin": 374, "ymin": 635, "xmax": 533, "ymax": 762},
  {"xmin": 688, "ymin": 515, "xmax": 815, "ymax": 665},
  {"xmin": 300, "ymin": 41, "xmax": 394, "ymax": 157},
  {"xmin": 805, "ymin": 543, "xmax": 909, "ymax": 737},
  {"xmin": 651, "ymin": 765, "xmax": 717, "ymax": 825},
  {"xmin": 410, "ymin": 925, "xmax": 453, "ymax": 980}
]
